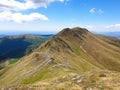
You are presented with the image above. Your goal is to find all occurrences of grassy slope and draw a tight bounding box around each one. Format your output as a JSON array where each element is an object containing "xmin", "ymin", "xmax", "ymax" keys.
[{"xmin": 0, "ymin": 27, "xmax": 120, "ymax": 88}]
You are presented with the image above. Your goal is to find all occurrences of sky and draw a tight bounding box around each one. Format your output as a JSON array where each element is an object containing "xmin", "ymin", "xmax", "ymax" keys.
[{"xmin": 0, "ymin": 0, "xmax": 120, "ymax": 34}]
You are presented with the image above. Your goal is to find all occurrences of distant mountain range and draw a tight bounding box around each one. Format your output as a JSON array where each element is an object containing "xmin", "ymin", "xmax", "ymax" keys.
[
  {"xmin": 93, "ymin": 31, "xmax": 120, "ymax": 38},
  {"xmin": 0, "ymin": 34, "xmax": 49, "ymax": 61},
  {"xmin": 1, "ymin": 31, "xmax": 120, "ymax": 38},
  {"xmin": 0, "ymin": 27, "xmax": 120, "ymax": 89}
]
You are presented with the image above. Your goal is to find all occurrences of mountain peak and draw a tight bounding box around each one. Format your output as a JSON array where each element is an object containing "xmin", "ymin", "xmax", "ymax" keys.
[
  {"xmin": 57, "ymin": 27, "xmax": 89, "ymax": 39},
  {"xmin": 58, "ymin": 28, "xmax": 71, "ymax": 35},
  {"xmin": 72, "ymin": 27, "xmax": 88, "ymax": 32}
]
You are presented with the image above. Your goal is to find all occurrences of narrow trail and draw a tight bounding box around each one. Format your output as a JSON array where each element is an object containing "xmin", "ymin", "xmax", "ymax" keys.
[{"xmin": 13, "ymin": 54, "xmax": 53, "ymax": 83}]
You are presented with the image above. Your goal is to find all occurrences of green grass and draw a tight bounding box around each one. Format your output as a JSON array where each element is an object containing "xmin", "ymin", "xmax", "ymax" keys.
[
  {"xmin": 0, "ymin": 27, "xmax": 120, "ymax": 88},
  {"xmin": 0, "ymin": 65, "xmax": 12, "ymax": 77},
  {"xmin": 21, "ymin": 65, "xmax": 54, "ymax": 84},
  {"xmin": 21, "ymin": 64, "xmax": 74, "ymax": 84},
  {"xmin": 9, "ymin": 58, "xmax": 20, "ymax": 64}
]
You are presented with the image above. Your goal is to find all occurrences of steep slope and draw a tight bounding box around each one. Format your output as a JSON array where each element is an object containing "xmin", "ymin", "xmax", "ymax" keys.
[
  {"xmin": 0, "ymin": 27, "xmax": 120, "ymax": 89},
  {"xmin": 36, "ymin": 27, "xmax": 120, "ymax": 71}
]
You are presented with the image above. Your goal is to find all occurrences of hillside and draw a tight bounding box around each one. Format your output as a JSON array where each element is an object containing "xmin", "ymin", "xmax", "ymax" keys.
[
  {"xmin": 0, "ymin": 27, "xmax": 120, "ymax": 89},
  {"xmin": 0, "ymin": 34, "xmax": 49, "ymax": 61}
]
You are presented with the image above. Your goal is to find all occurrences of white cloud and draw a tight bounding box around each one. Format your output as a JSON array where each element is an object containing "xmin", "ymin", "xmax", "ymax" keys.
[
  {"xmin": 89, "ymin": 8, "xmax": 104, "ymax": 14},
  {"xmin": 0, "ymin": 0, "xmax": 68, "ymax": 23},
  {"xmin": 0, "ymin": 0, "xmax": 25, "ymax": 11},
  {"xmin": 85, "ymin": 25, "xmax": 94, "ymax": 29},
  {"xmin": 105, "ymin": 24, "xmax": 120, "ymax": 29},
  {"xmin": 89, "ymin": 8, "xmax": 95, "ymax": 13},
  {"xmin": 0, "ymin": 11, "xmax": 48, "ymax": 23},
  {"xmin": 0, "ymin": 0, "xmax": 67, "ymax": 11},
  {"xmin": 98, "ymin": 9, "xmax": 104, "ymax": 14}
]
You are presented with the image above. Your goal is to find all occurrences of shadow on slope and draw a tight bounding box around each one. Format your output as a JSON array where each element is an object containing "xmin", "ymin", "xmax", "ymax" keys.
[{"xmin": 0, "ymin": 35, "xmax": 48, "ymax": 61}]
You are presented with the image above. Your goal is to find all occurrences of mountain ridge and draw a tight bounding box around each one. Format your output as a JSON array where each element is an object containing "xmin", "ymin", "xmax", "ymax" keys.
[{"xmin": 0, "ymin": 27, "xmax": 120, "ymax": 89}]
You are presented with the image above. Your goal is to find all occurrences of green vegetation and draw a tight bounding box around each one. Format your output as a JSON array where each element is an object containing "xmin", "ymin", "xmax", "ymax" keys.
[
  {"xmin": 0, "ymin": 34, "xmax": 49, "ymax": 60},
  {"xmin": 0, "ymin": 27, "xmax": 120, "ymax": 89},
  {"xmin": 9, "ymin": 58, "xmax": 20, "ymax": 64},
  {"xmin": 21, "ymin": 65, "xmax": 52, "ymax": 84}
]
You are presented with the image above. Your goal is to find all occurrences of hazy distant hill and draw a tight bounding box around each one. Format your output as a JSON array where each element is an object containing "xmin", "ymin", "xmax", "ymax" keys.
[
  {"xmin": 94, "ymin": 32, "xmax": 120, "ymax": 38},
  {"xmin": 0, "ymin": 27, "xmax": 120, "ymax": 89},
  {"xmin": 0, "ymin": 34, "xmax": 49, "ymax": 61},
  {"xmin": 0, "ymin": 34, "xmax": 6, "ymax": 38}
]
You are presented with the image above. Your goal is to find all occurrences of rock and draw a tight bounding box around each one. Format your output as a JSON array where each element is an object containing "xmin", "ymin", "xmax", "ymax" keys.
[
  {"xmin": 76, "ymin": 79, "xmax": 82, "ymax": 83},
  {"xmin": 86, "ymin": 87, "xmax": 93, "ymax": 90}
]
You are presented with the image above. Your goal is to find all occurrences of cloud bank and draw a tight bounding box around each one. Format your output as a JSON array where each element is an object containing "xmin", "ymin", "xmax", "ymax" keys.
[
  {"xmin": 0, "ymin": 0, "xmax": 65, "ymax": 11},
  {"xmin": 0, "ymin": 0, "xmax": 66, "ymax": 23},
  {"xmin": 0, "ymin": 11, "xmax": 48, "ymax": 23},
  {"xmin": 105, "ymin": 24, "xmax": 120, "ymax": 29}
]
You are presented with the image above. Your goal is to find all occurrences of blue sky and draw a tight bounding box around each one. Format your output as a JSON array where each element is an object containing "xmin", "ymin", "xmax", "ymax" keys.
[{"xmin": 0, "ymin": 0, "xmax": 120, "ymax": 34}]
